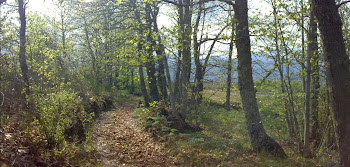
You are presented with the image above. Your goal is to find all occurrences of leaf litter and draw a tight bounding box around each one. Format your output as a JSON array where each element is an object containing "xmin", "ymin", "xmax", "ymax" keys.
[{"xmin": 92, "ymin": 100, "xmax": 178, "ymax": 167}]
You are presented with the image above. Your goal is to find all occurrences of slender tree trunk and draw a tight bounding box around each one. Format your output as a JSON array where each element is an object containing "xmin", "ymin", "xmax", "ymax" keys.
[
  {"xmin": 304, "ymin": 22, "xmax": 312, "ymax": 158},
  {"xmin": 174, "ymin": 0, "xmax": 184, "ymax": 104},
  {"xmin": 225, "ymin": 12, "xmax": 234, "ymax": 111},
  {"xmin": 162, "ymin": 46, "xmax": 177, "ymax": 115},
  {"xmin": 83, "ymin": 17, "xmax": 96, "ymax": 77},
  {"xmin": 280, "ymin": 26, "xmax": 302, "ymax": 151},
  {"xmin": 131, "ymin": 68, "xmax": 135, "ymax": 93},
  {"xmin": 234, "ymin": 0, "xmax": 287, "ymax": 157},
  {"xmin": 193, "ymin": 4, "xmax": 203, "ymax": 106},
  {"xmin": 138, "ymin": 40, "xmax": 150, "ymax": 107},
  {"xmin": 307, "ymin": 6, "xmax": 320, "ymax": 150},
  {"xmin": 132, "ymin": 0, "xmax": 150, "ymax": 107},
  {"xmin": 174, "ymin": 53, "xmax": 182, "ymax": 103},
  {"xmin": 157, "ymin": 55, "xmax": 168, "ymax": 100},
  {"xmin": 152, "ymin": 5, "xmax": 167, "ymax": 100},
  {"xmin": 301, "ymin": 0, "xmax": 306, "ymax": 94},
  {"xmin": 18, "ymin": 0, "xmax": 30, "ymax": 97},
  {"xmin": 271, "ymin": 2, "xmax": 293, "ymax": 138},
  {"xmin": 312, "ymin": 0, "xmax": 350, "ymax": 165}
]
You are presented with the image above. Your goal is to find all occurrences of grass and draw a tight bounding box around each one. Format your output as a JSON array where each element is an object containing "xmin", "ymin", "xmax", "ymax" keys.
[{"xmin": 141, "ymin": 81, "xmax": 338, "ymax": 166}]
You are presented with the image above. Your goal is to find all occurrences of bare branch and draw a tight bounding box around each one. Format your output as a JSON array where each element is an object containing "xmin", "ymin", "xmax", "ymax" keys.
[
  {"xmin": 161, "ymin": 0, "xmax": 234, "ymax": 7},
  {"xmin": 337, "ymin": 0, "xmax": 350, "ymax": 8}
]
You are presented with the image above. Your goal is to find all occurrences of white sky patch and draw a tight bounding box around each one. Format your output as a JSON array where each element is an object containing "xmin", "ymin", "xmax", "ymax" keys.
[
  {"xmin": 158, "ymin": 4, "xmax": 175, "ymax": 29},
  {"xmin": 28, "ymin": 0, "xmax": 57, "ymax": 17}
]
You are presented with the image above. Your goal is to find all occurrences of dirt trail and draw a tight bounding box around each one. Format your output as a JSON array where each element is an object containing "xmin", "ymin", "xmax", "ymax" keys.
[{"xmin": 92, "ymin": 99, "xmax": 178, "ymax": 167}]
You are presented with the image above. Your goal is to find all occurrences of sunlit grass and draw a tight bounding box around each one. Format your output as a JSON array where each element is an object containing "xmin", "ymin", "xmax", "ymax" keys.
[{"xmin": 155, "ymin": 81, "xmax": 337, "ymax": 166}]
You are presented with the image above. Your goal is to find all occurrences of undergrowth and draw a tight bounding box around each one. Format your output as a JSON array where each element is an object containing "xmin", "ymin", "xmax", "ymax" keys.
[
  {"xmin": 133, "ymin": 97, "xmax": 337, "ymax": 166},
  {"xmin": 0, "ymin": 89, "xmax": 115, "ymax": 166}
]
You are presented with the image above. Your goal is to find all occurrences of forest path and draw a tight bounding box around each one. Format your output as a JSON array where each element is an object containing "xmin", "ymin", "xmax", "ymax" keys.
[{"xmin": 92, "ymin": 98, "xmax": 178, "ymax": 167}]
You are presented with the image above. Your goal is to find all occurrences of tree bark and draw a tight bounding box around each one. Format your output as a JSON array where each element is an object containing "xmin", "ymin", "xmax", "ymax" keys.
[
  {"xmin": 145, "ymin": 3, "xmax": 160, "ymax": 102},
  {"xmin": 132, "ymin": 0, "xmax": 150, "ymax": 107},
  {"xmin": 234, "ymin": 0, "xmax": 287, "ymax": 157},
  {"xmin": 307, "ymin": 6, "xmax": 320, "ymax": 150},
  {"xmin": 152, "ymin": 5, "xmax": 168, "ymax": 100},
  {"xmin": 174, "ymin": 0, "xmax": 184, "ymax": 104},
  {"xmin": 312, "ymin": 0, "xmax": 350, "ymax": 166},
  {"xmin": 225, "ymin": 11, "xmax": 234, "ymax": 111},
  {"xmin": 180, "ymin": 0, "xmax": 191, "ymax": 118},
  {"xmin": 18, "ymin": 0, "xmax": 30, "ymax": 97}
]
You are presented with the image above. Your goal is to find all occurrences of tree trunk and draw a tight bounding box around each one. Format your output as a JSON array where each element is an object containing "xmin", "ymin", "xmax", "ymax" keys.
[
  {"xmin": 145, "ymin": 3, "xmax": 160, "ymax": 102},
  {"xmin": 18, "ymin": 0, "xmax": 30, "ymax": 97},
  {"xmin": 152, "ymin": 5, "xmax": 168, "ymax": 100},
  {"xmin": 234, "ymin": 0, "xmax": 287, "ymax": 158},
  {"xmin": 307, "ymin": 7, "xmax": 320, "ymax": 150},
  {"xmin": 193, "ymin": 6, "xmax": 202, "ymax": 106},
  {"xmin": 280, "ymin": 24, "xmax": 302, "ymax": 151},
  {"xmin": 312, "ymin": 0, "xmax": 350, "ymax": 166},
  {"xmin": 271, "ymin": 2, "xmax": 293, "ymax": 138},
  {"xmin": 225, "ymin": 11, "xmax": 234, "ymax": 111},
  {"xmin": 132, "ymin": 0, "xmax": 150, "ymax": 107},
  {"xmin": 303, "ymin": 25, "xmax": 312, "ymax": 158},
  {"xmin": 180, "ymin": 0, "xmax": 191, "ymax": 118},
  {"xmin": 174, "ymin": 0, "xmax": 184, "ymax": 104}
]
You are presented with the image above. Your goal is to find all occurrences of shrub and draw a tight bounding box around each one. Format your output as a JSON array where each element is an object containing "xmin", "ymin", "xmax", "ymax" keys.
[{"xmin": 34, "ymin": 90, "xmax": 94, "ymax": 148}]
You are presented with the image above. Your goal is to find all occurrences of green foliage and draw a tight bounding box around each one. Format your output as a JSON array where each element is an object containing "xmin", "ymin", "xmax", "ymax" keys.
[{"xmin": 34, "ymin": 90, "xmax": 94, "ymax": 148}]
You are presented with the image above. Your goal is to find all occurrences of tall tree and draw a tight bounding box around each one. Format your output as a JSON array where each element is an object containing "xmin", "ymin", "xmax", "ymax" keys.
[
  {"xmin": 310, "ymin": 7, "xmax": 320, "ymax": 147},
  {"xmin": 18, "ymin": 0, "xmax": 30, "ymax": 97},
  {"xmin": 180, "ymin": 0, "xmax": 192, "ymax": 118},
  {"xmin": 303, "ymin": 0, "xmax": 314, "ymax": 157},
  {"xmin": 225, "ymin": 8, "xmax": 234, "ymax": 111},
  {"xmin": 234, "ymin": 0, "xmax": 287, "ymax": 157},
  {"xmin": 311, "ymin": 0, "xmax": 350, "ymax": 166},
  {"xmin": 307, "ymin": 2, "xmax": 319, "ymax": 153},
  {"xmin": 145, "ymin": 2, "xmax": 160, "ymax": 102}
]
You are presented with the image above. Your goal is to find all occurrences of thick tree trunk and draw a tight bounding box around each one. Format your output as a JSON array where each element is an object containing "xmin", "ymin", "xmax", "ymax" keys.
[
  {"xmin": 145, "ymin": 3, "xmax": 160, "ymax": 102},
  {"xmin": 303, "ymin": 1, "xmax": 317, "ymax": 156},
  {"xmin": 180, "ymin": 0, "xmax": 191, "ymax": 118},
  {"xmin": 234, "ymin": 0, "xmax": 287, "ymax": 157},
  {"xmin": 312, "ymin": 0, "xmax": 350, "ymax": 166},
  {"xmin": 18, "ymin": 0, "xmax": 30, "ymax": 97}
]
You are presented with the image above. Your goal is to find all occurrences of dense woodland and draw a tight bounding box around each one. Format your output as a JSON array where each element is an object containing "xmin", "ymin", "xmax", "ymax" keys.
[{"xmin": 0, "ymin": 0, "xmax": 350, "ymax": 166}]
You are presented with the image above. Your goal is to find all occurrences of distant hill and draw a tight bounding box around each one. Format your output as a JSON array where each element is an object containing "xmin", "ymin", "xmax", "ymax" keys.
[{"xmin": 167, "ymin": 54, "xmax": 302, "ymax": 83}]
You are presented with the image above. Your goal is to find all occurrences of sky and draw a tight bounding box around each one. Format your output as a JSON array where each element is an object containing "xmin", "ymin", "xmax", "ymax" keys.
[{"xmin": 27, "ymin": 0, "xmax": 272, "ymax": 28}]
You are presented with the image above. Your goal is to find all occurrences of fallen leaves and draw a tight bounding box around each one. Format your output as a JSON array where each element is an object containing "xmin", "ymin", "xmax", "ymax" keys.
[{"xmin": 92, "ymin": 103, "xmax": 178, "ymax": 167}]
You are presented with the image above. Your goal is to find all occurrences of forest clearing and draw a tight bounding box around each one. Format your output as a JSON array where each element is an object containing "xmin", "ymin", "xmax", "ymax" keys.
[{"xmin": 1, "ymin": 0, "xmax": 350, "ymax": 166}]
